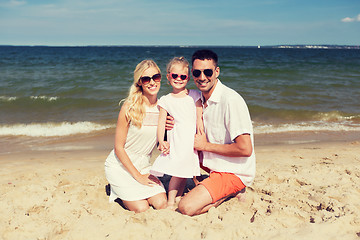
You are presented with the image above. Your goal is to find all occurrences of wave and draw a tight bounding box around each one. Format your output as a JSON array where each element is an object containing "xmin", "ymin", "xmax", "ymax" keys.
[
  {"xmin": 0, "ymin": 95, "xmax": 59, "ymax": 102},
  {"xmin": 30, "ymin": 96, "xmax": 59, "ymax": 101},
  {"xmin": 0, "ymin": 96, "xmax": 18, "ymax": 101},
  {"xmin": 254, "ymin": 121, "xmax": 360, "ymax": 134},
  {"xmin": 250, "ymin": 105, "xmax": 360, "ymax": 124},
  {"xmin": 1, "ymin": 120, "xmax": 359, "ymax": 137},
  {"xmin": 0, "ymin": 122, "xmax": 114, "ymax": 137},
  {"xmin": 315, "ymin": 112, "xmax": 360, "ymax": 122}
]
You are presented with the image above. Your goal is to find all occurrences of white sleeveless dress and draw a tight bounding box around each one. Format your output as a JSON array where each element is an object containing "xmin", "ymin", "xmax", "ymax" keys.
[
  {"xmin": 151, "ymin": 89, "xmax": 201, "ymax": 178},
  {"xmin": 105, "ymin": 105, "xmax": 166, "ymax": 202}
]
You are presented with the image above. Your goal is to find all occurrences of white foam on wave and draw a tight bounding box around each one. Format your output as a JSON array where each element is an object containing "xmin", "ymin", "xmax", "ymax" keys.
[
  {"xmin": 0, "ymin": 122, "xmax": 114, "ymax": 137},
  {"xmin": 30, "ymin": 96, "xmax": 58, "ymax": 101},
  {"xmin": 2, "ymin": 121, "xmax": 359, "ymax": 137},
  {"xmin": 0, "ymin": 96, "xmax": 59, "ymax": 102},
  {"xmin": 254, "ymin": 122, "xmax": 360, "ymax": 134},
  {"xmin": 0, "ymin": 96, "xmax": 18, "ymax": 101},
  {"xmin": 316, "ymin": 111, "xmax": 360, "ymax": 122}
]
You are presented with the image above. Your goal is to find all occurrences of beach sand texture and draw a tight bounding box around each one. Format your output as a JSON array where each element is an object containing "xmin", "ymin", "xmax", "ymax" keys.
[{"xmin": 1, "ymin": 134, "xmax": 360, "ymax": 240}]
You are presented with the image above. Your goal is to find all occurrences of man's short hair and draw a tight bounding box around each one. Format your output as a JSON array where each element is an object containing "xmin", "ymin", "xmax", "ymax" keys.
[{"xmin": 192, "ymin": 49, "xmax": 218, "ymax": 67}]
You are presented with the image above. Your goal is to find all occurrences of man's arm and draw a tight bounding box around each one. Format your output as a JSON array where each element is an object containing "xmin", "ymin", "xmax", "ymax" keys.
[
  {"xmin": 165, "ymin": 115, "xmax": 174, "ymax": 130},
  {"xmin": 194, "ymin": 129, "xmax": 252, "ymax": 157}
]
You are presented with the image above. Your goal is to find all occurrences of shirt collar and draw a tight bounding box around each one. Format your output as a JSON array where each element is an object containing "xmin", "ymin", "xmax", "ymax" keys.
[{"xmin": 201, "ymin": 79, "xmax": 223, "ymax": 105}]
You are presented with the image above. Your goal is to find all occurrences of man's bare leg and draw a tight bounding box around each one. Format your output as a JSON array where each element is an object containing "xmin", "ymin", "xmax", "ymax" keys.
[
  {"xmin": 178, "ymin": 185, "xmax": 246, "ymax": 216},
  {"xmin": 178, "ymin": 184, "xmax": 214, "ymax": 216}
]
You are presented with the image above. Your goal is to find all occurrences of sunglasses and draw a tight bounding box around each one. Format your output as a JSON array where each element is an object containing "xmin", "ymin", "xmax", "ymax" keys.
[
  {"xmin": 170, "ymin": 73, "xmax": 188, "ymax": 81},
  {"xmin": 140, "ymin": 73, "xmax": 161, "ymax": 85},
  {"xmin": 192, "ymin": 69, "xmax": 214, "ymax": 78}
]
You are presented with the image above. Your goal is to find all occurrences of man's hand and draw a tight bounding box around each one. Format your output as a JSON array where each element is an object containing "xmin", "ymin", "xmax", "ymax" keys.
[
  {"xmin": 194, "ymin": 129, "xmax": 208, "ymax": 151},
  {"xmin": 165, "ymin": 115, "xmax": 174, "ymax": 131}
]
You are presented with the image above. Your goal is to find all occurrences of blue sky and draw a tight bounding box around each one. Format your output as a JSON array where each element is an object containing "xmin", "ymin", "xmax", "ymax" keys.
[{"xmin": 0, "ymin": 0, "xmax": 359, "ymax": 46}]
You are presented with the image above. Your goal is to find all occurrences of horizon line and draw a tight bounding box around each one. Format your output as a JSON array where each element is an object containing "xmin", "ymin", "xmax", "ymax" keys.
[{"xmin": 1, "ymin": 44, "xmax": 360, "ymax": 47}]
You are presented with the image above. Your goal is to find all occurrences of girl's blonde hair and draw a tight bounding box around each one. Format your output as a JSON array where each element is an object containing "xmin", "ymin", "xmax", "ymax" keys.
[
  {"xmin": 166, "ymin": 56, "xmax": 189, "ymax": 74},
  {"xmin": 122, "ymin": 59, "xmax": 161, "ymax": 128}
]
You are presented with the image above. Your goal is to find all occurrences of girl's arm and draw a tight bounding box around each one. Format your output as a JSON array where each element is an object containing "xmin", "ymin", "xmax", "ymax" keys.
[
  {"xmin": 114, "ymin": 103, "xmax": 160, "ymax": 186},
  {"xmin": 157, "ymin": 106, "xmax": 170, "ymax": 155},
  {"xmin": 195, "ymin": 99, "xmax": 204, "ymax": 134}
]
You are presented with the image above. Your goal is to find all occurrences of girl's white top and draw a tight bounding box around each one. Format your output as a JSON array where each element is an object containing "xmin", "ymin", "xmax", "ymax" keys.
[{"xmin": 151, "ymin": 89, "xmax": 201, "ymax": 178}]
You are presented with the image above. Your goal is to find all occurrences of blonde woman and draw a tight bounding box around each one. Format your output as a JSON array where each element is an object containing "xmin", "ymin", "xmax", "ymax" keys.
[{"xmin": 105, "ymin": 60, "xmax": 167, "ymax": 213}]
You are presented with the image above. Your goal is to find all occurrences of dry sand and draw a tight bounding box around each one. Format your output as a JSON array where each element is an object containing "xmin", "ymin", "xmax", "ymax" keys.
[{"xmin": 1, "ymin": 132, "xmax": 360, "ymax": 240}]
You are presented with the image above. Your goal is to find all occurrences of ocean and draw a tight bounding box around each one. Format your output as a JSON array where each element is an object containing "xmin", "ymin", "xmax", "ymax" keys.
[{"xmin": 1, "ymin": 46, "xmax": 360, "ymax": 137}]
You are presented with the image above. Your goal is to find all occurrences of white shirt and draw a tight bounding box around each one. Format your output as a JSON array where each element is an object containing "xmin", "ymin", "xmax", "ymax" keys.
[{"xmin": 201, "ymin": 79, "xmax": 256, "ymax": 186}]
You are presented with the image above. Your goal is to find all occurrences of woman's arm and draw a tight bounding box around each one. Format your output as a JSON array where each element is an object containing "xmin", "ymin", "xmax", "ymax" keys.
[{"xmin": 114, "ymin": 103, "xmax": 160, "ymax": 186}]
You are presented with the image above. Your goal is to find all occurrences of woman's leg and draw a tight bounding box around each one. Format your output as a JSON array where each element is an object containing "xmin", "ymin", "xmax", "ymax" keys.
[
  {"xmin": 122, "ymin": 192, "xmax": 167, "ymax": 212},
  {"xmin": 122, "ymin": 199, "xmax": 150, "ymax": 213}
]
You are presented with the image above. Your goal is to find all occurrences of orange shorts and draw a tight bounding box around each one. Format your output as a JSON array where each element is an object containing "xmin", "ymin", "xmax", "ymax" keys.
[{"xmin": 200, "ymin": 172, "xmax": 246, "ymax": 203}]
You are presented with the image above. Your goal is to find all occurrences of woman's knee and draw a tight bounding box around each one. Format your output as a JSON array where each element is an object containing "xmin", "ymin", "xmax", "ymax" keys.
[{"xmin": 124, "ymin": 201, "xmax": 150, "ymax": 213}]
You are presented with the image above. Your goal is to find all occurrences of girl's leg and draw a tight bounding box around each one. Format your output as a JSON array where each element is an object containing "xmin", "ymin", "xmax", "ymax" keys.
[
  {"xmin": 148, "ymin": 192, "xmax": 167, "ymax": 210},
  {"xmin": 168, "ymin": 176, "xmax": 186, "ymax": 207},
  {"xmin": 122, "ymin": 199, "xmax": 150, "ymax": 213}
]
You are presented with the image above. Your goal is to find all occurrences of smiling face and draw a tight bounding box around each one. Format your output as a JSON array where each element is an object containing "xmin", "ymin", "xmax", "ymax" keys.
[
  {"xmin": 138, "ymin": 67, "xmax": 161, "ymax": 98},
  {"xmin": 192, "ymin": 59, "xmax": 220, "ymax": 100},
  {"xmin": 167, "ymin": 64, "xmax": 189, "ymax": 93}
]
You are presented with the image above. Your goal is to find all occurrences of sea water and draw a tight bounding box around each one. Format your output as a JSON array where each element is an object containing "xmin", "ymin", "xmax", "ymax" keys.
[{"xmin": 1, "ymin": 46, "xmax": 359, "ymax": 137}]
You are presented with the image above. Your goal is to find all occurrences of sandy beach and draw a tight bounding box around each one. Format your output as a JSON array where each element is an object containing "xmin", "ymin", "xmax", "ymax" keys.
[{"xmin": 1, "ymin": 131, "xmax": 360, "ymax": 240}]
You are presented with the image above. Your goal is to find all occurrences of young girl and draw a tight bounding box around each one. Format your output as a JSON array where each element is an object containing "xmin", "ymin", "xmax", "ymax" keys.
[
  {"xmin": 150, "ymin": 56, "xmax": 203, "ymax": 209},
  {"xmin": 105, "ymin": 59, "xmax": 167, "ymax": 213}
]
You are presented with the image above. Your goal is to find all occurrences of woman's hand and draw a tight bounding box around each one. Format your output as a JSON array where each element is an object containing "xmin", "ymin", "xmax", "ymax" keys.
[{"xmin": 135, "ymin": 173, "xmax": 161, "ymax": 187}]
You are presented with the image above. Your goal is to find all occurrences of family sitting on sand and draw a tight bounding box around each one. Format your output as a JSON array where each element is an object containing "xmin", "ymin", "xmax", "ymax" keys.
[{"xmin": 104, "ymin": 49, "xmax": 256, "ymax": 216}]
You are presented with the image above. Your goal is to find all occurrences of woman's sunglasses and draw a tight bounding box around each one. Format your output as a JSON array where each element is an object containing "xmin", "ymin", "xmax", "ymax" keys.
[
  {"xmin": 140, "ymin": 73, "xmax": 161, "ymax": 85},
  {"xmin": 192, "ymin": 69, "xmax": 213, "ymax": 78},
  {"xmin": 170, "ymin": 73, "xmax": 188, "ymax": 81}
]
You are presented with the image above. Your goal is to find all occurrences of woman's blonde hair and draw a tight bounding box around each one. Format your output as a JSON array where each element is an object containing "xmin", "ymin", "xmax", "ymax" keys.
[
  {"xmin": 122, "ymin": 59, "xmax": 161, "ymax": 128},
  {"xmin": 166, "ymin": 56, "xmax": 189, "ymax": 74}
]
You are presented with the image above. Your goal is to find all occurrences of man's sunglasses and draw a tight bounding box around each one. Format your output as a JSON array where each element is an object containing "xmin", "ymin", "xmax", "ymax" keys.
[
  {"xmin": 170, "ymin": 73, "xmax": 188, "ymax": 81},
  {"xmin": 140, "ymin": 73, "xmax": 161, "ymax": 85},
  {"xmin": 192, "ymin": 69, "xmax": 214, "ymax": 78}
]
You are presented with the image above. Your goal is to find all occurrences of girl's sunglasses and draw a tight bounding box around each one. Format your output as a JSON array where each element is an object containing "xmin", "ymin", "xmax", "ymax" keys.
[
  {"xmin": 140, "ymin": 73, "xmax": 161, "ymax": 85},
  {"xmin": 170, "ymin": 73, "xmax": 188, "ymax": 81},
  {"xmin": 192, "ymin": 69, "xmax": 213, "ymax": 78}
]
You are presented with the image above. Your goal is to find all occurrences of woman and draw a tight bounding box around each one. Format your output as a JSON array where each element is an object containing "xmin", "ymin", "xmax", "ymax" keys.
[{"xmin": 105, "ymin": 60, "xmax": 167, "ymax": 213}]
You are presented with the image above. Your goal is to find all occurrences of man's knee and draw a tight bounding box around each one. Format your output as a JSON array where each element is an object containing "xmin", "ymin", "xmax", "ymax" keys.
[{"xmin": 178, "ymin": 199, "xmax": 196, "ymax": 216}]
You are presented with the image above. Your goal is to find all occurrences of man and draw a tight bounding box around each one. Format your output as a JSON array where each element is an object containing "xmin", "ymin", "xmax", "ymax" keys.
[{"xmin": 177, "ymin": 49, "xmax": 256, "ymax": 216}]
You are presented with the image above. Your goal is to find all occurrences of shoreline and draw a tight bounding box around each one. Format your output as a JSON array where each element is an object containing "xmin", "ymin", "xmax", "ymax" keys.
[
  {"xmin": 1, "ymin": 131, "xmax": 359, "ymax": 239},
  {"xmin": 1, "ymin": 129, "xmax": 359, "ymax": 158}
]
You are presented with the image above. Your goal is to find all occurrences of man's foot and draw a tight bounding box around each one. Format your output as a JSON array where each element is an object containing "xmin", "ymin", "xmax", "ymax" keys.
[{"xmin": 235, "ymin": 189, "xmax": 246, "ymax": 202}]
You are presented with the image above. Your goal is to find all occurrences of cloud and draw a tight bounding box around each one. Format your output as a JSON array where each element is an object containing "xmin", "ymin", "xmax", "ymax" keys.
[
  {"xmin": 341, "ymin": 14, "xmax": 360, "ymax": 23},
  {"xmin": 0, "ymin": 0, "xmax": 27, "ymax": 7}
]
